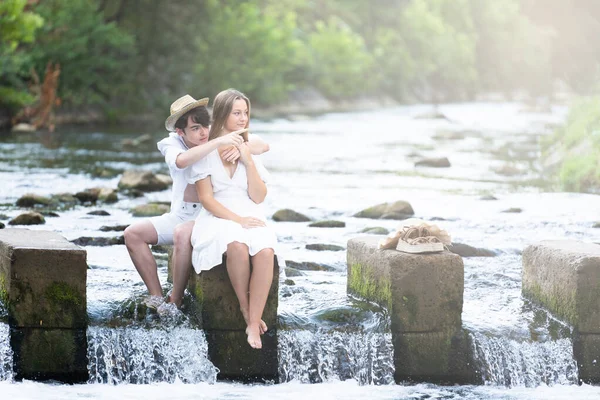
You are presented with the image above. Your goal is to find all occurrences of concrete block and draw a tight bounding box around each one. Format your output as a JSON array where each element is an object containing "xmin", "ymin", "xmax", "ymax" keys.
[
  {"xmin": 347, "ymin": 236, "xmax": 463, "ymax": 333},
  {"xmin": 573, "ymin": 332, "xmax": 600, "ymax": 384},
  {"xmin": 0, "ymin": 229, "xmax": 87, "ymax": 329},
  {"xmin": 187, "ymin": 256, "xmax": 279, "ymax": 331},
  {"xmin": 204, "ymin": 329, "xmax": 278, "ymax": 382},
  {"xmin": 10, "ymin": 327, "xmax": 88, "ymax": 382},
  {"xmin": 522, "ymin": 240, "xmax": 600, "ymax": 333}
]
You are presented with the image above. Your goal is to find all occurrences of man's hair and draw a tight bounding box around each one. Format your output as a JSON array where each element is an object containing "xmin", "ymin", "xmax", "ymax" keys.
[{"xmin": 174, "ymin": 106, "xmax": 210, "ymax": 131}]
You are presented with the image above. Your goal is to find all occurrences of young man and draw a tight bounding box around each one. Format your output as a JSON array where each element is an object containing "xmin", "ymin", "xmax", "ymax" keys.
[{"xmin": 124, "ymin": 94, "xmax": 269, "ymax": 309}]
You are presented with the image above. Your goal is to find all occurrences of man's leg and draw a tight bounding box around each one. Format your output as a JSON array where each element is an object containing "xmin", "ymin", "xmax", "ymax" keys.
[
  {"xmin": 124, "ymin": 220, "xmax": 162, "ymax": 296},
  {"xmin": 169, "ymin": 220, "xmax": 195, "ymax": 307},
  {"xmin": 246, "ymin": 248, "xmax": 274, "ymax": 349}
]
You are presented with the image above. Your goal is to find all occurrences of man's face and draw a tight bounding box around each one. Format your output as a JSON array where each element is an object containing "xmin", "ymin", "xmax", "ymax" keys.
[{"xmin": 178, "ymin": 115, "xmax": 209, "ymax": 148}]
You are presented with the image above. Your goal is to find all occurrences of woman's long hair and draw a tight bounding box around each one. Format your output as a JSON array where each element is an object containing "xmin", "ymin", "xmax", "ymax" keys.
[{"xmin": 209, "ymin": 88, "xmax": 251, "ymax": 142}]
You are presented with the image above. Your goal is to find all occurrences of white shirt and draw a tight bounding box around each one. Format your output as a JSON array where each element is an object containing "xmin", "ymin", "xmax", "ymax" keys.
[{"xmin": 157, "ymin": 132, "xmax": 192, "ymax": 211}]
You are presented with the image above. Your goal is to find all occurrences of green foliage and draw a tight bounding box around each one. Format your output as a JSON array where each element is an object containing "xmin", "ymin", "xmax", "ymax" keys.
[
  {"xmin": 0, "ymin": 0, "xmax": 43, "ymax": 110},
  {"xmin": 193, "ymin": 0, "xmax": 303, "ymax": 104},
  {"xmin": 548, "ymin": 97, "xmax": 600, "ymax": 192},
  {"xmin": 26, "ymin": 0, "xmax": 135, "ymax": 107},
  {"xmin": 305, "ymin": 17, "xmax": 374, "ymax": 99}
]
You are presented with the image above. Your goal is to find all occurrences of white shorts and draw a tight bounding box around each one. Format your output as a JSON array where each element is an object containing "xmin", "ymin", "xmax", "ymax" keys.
[{"xmin": 148, "ymin": 202, "xmax": 202, "ymax": 245}]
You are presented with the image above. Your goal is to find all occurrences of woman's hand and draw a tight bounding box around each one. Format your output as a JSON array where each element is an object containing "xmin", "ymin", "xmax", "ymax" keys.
[
  {"xmin": 220, "ymin": 145, "xmax": 240, "ymax": 163},
  {"xmin": 238, "ymin": 143, "xmax": 253, "ymax": 165},
  {"xmin": 238, "ymin": 216, "xmax": 266, "ymax": 228}
]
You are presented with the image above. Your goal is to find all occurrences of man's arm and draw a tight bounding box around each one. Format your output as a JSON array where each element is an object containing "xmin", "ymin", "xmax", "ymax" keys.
[
  {"xmin": 248, "ymin": 134, "xmax": 269, "ymax": 155},
  {"xmin": 176, "ymin": 130, "xmax": 246, "ymax": 169}
]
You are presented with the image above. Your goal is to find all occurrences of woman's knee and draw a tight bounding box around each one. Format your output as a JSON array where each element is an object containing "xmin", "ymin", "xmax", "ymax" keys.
[
  {"xmin": 227, "ymin": 241, "xmax": 249, "ymax": 257},
  {"xmin": 255, "ymin": 248, "xmax": 274, "ymax": 259}
]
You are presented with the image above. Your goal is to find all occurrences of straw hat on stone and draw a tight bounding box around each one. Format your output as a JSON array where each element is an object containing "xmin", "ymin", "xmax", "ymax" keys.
[{"xmin": 165, "ymin": 94, "xmax": 209, "ymax": 131}]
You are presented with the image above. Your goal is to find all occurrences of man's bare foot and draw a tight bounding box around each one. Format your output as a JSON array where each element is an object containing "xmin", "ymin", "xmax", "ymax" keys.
[
  {"xmin": 240, "ymin": 308, "xmax": 268, "ymax": 334},
  {"xmin": 246, "ymin": 324, "xmax": 262, "ymax": 349}
]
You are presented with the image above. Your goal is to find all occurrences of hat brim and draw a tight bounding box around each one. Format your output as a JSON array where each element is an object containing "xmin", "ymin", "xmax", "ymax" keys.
[{"xmin": 165, "ymin": 97, "xmax": 209, "ymax": 131}]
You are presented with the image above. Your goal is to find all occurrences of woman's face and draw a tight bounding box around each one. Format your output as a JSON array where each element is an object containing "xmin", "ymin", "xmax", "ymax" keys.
[{"xmin": 224, "ymin": 98, "xmax": 249, "ymax": 133}]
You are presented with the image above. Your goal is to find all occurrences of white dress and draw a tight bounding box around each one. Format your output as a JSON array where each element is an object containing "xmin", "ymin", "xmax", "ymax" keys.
[{"xmin": 186, "ymin": 149, "xmax": 283, "ymax": 273}]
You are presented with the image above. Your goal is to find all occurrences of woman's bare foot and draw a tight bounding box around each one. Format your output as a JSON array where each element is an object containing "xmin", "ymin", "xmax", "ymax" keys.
[
  {"xmin": 240, "ymin": 307, "xmax": 268, "ymax": 334},
  {"xmin": 246, "ymin": 324, "xmax": 262, "ymax": 349}
]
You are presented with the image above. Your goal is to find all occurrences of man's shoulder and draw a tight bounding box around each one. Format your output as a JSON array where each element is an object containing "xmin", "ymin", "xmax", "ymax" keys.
[{"xmin": 157, "ymin": 133, "xmax": 185, "ymax": 152}]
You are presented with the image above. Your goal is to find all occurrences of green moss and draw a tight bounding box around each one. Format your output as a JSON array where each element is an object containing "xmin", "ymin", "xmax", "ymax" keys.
[
  {"xmin": 0, "ymin": 274, "xmax": 8, "ymax": 306},
  {"xmin": 348, "ymin": 263, "xmax": 392, "ymax": 310},
  {"xmin": 46, "ymin": 282, "xmax": 83, "ymax": 307},
  {"xmin": 192, "ymin": 280, "xmax": 204, "ymax": 304},
  {"xmin": 523, "ymin": 282, "xmax": 577, "ymax": 325}
]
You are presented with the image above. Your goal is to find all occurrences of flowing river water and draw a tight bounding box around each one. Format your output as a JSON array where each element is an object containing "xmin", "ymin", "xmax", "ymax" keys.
[{"xmin": 1, "ymin": 102, "xmax": 600, "ymax": 399}]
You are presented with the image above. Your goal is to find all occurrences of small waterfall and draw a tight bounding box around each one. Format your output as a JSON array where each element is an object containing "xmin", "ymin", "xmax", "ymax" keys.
[
  {"xmin": 87, "ymin": 326, "xmax": 218, "ymax": 384},
  {"xmin": 0, "ymin": 324, "xmax": 12, "ymax": 381},
  {"xmin": 278, "ymin": 329, "xmax": 394, "ymax": 385},
  {"xmin": 471, "ymin": 332, "xmax": 579, "ymax": 387}
]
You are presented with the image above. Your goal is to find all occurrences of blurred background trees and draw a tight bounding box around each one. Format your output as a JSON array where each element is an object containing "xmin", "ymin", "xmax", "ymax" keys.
[{"xmin": 2, "ymin": 0, "xmax": 600, "ymax": 118}]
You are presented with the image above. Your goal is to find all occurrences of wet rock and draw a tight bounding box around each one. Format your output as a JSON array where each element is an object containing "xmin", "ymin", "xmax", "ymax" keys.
[
  {"xmin": 9, "ymin": 212, "xmax": 45, "ymax": 225},
  {"xmin": 414, "ymin": 157, "xmax": 451, "ymax": 168},
  {"xmin": 305, "ymin": 243, "xmax": 345, "ymax": 251},
  {"xmin": 272, "ymin": 209, "xmax": 311, "ymax": 222},
  {"xmin": 284, "ymin": 279, "xmax": 295, "ymax": 286},
  {"xmin": 448, "ymin": 242, "xmax": 496, "ymax": 257},
  {"xmin": 11, "ymin": 123, "xmax": 36, "ymax": 132},
  {"xmin": 480, "ymin": 195, "xmax": 498, "ymax": 201},
  {"xmin": 354, "ymin": 201, "xmax": 414, "ymax": 219},
  {"xmin": 155, "ymin": 174, "xmax": 173, "ymax": 186},
  {"xmin": 285, "ymin": 260, "xmax": 335, "ymax": 272},
  {"xmin": 0, "ymin": 213, "xmax": 9, "ymax": 220},
  {"xmin": 97, "ymin": 187, "xmax": 118, "ymax": 203},
  {"xmin": 40, "ymin": 211, "xmax": 59, "ymax": 217},
  {"xmin": 16, "ymin": 194, "xmax": 52, "ymax": 208},
  {"xmin": 432, "ymin": 130, "xmax": 466, "ymax": 141},
  {"xmin": 74, "ymin": 190, "xmax": 98, "ymax": 204},
  {"xmin": 91, "ymin": 167, "xmax": 122, "ymax": 178},
  {"xmin": 130, "ymin": 203, "xmax": 170, "ymax": 217},
  {"xmin": 360, "ymin": 227, "xmax": 389, "ymax": 235},
  {"xmin": 593, "ymin": 222, "xmax": 600, "ymax": 228},
  {"xmin": 0, "ymin": 222, "xmax": 4, "ymax": 229},
  {"xmin": 121, "ymin": 133, "xmax": 153, "ymax": 148},
  {"xmin": 285, "ymin": 267, "xmax": 304, "ymax": 277},
  {"xmin": 118, "ymin": 170, "xmax": 170, "ymax": 192},
  {"xmin": 414, "ymin": 110, "xmax": 451, "ymax": 120},
  {"xmin": 70, "ymin": 236, "xmax": 124, "ymax": 246},
  {"xmin": 50, "ymin": 193, "xmax": 80, "ymax": 207},
  {"xmin": 502, "ymin": 207, "xmax": 522, "ymax": 213},
  {"xmin": 494, "ymin": 165, "xmax": 523, "ymax": 176},
  {"xmin": 99, "ymin": 224, "xmax": 129, "ymax": 232},
  {"xmin": 308, "ymin": 220, "xmax": 345, "ymax": 228},
  {"xmin": 313, "ymin": 305, "xmax": 374, "ymax": 326},
  {"xmin": 381, "ymin": 212, "xmax": 412, "ymax": 220},
  {"xmin": 87, "ymin": 210, "xmax": 110, "ymax": 216},
  {"xmin": 151, "ymin": 245, "xmax": 170, "ymax": 254}
]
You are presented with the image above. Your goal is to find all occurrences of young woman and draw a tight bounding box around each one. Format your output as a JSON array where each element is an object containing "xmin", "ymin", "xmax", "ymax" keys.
[{"xmin": 185, "ymin": 88, "xmax": 282, "ymax": 349}]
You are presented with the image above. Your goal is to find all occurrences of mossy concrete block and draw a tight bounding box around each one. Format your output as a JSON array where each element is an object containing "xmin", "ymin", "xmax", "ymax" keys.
[
  {"xmin": 10, "ymin": 327, "xmax": 88, "ymax": 383},
  {"xmin": 393, "ymin": 329, "xmax": 480, "ymax": 384},
  {"xmin": 522, "ymin": 241, "xmax": 600, "ymax": 332},
  {"xmin": 573, "ymin": 332, "xmax": 600, "ymax": 384},
  {"xmin": 204, "ymin": 329, "xmax": 278, "ymax": 382},
  {"xmin": 0, "ymin": 229, "xmax": 87, "ymax": 328},
  {"xmin": 187, "ymin": 256, "xmax": 279, "ymax": 331},
  {"xmin": 347, "ymin": 236, "xmax": 463, "ymax": 332}
]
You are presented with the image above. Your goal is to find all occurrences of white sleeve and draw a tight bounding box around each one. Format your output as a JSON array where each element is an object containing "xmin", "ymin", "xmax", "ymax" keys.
[
  {"xmin": 251, "ymin": 155, "xmax": 271, "ymax": 183},
  {"xmin": 157, "ymin": 136, "xmax": 185, "ymax": 171},
  {"xmin": 186, "ymin": 156, "xmax": 212, "ymax": 184}
]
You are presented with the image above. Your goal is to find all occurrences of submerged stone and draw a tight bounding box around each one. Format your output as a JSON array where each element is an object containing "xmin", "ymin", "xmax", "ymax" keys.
[
  {"xmin": 15, "ymin": 194, "xmax": 52, "ymax": 208},
  {"xmin": 272, "ymin": 209, "xmax": 311, "ymax": 222},
  {"xmin": 308, "ymin": 220, "xmax": 345, "ymax": 228},
  {"xmin": 354, "ymin": 201, "xmax": 414, "ymax": 219},
  {"xmin": 305, "ymin": 243, "xmax": 345, "ymax": 251},
  {"xmin": 448, "ymin": 242, "xmax": 496, "ymax": 257},
  {"xmin": 8, "ymin": 212, "xmax": 45, "ymax": 225},
  {"xmin": 130, "ymin": 203, "xmax": 170, "ymax": 217},
  {"xmin": 360, "ymin": 227, "xmax": 389, "ymax": 235},
  {"xmin": 414, "ymin": 157, "xmax": 451, "ymax": 168},
  {"xmin": 285, "ymin": 260, "xmax": 335, "ymax": 272}
]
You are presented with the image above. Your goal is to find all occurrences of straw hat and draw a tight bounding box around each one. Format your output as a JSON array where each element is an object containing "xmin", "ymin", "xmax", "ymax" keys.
[{"xmin": 165, "ymin": 94, "xmax": 209, "ymax": 131}]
